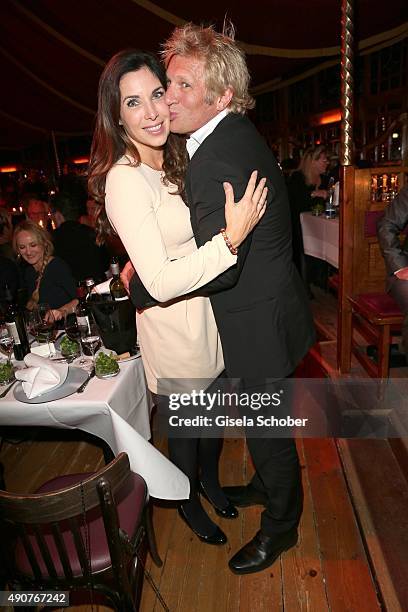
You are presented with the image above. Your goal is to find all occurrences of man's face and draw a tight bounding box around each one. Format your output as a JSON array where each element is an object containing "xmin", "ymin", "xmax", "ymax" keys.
[{"xmin": 165, "ymin": 55, "xmax": 220, "ymax": 135}]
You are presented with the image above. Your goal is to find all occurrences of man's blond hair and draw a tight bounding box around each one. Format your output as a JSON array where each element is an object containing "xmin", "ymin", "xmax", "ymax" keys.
[{"xmin": 162, "ymin": 23, "xmax": 254, "ymax": 115}]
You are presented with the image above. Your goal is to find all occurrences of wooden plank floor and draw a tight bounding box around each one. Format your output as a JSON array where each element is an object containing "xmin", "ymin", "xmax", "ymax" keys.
[{"xmin": 1, "ymin": 286, "xmax": 407, "ymax": 611}]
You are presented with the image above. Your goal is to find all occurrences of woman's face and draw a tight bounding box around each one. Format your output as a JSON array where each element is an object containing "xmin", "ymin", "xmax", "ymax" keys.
[
  {"xmin": 312, "ymin": 153, "xmax": 329, "ymax": 176},
  {"xmin": 119, "ymin": 67, "xmax": 170, "ymax": 160},
  {"xmin": 15, "ymin": 230, "xmax": 45, "ymax": 269}
]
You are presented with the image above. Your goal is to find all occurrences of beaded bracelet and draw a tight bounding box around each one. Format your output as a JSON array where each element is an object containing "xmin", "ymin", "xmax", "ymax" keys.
[{"xmin": 220, "ymin": 228, "xmax": 238, "ymax": 255}]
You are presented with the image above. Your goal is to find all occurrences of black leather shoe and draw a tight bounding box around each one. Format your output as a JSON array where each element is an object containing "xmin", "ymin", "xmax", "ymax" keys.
[
  {"xmin": 229, "ymin": 529, "xmax": 298, "ymax": 574},
  {"xmin": 177, "ymin": 507, "xmax": 227, "ymax": 545},
  {"xmin": 199, "ymin": 481, "xmax": 238, "ymax": 519},
  {"xmin": 222, "ymin": 485, "xmax": 268, "ymax": 507}
]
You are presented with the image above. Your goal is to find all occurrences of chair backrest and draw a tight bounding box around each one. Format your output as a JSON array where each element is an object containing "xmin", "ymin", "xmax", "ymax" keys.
[{"xmin": 0, "ymin": 453, "xmax": 143, "ymax": 594}]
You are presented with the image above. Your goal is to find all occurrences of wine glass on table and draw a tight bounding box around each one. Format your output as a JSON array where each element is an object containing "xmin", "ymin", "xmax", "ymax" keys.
[
  {"xmin": 31, "ymin": 304, "xmax": 56, "ymax": 358},
  {"xmin": 0, "ymin": 325, "xmax": 15, "ymax": 385},
  {"xmin": 0, "ymin": 325, "xmax": 14, "ymax": 361},
  {"xmin": 79, "ymin": 316, "xmax": 101, "ymax": 367},
  {"xmin": 64, "ymin": 311, "xmax": 87, "ymax": 365}
]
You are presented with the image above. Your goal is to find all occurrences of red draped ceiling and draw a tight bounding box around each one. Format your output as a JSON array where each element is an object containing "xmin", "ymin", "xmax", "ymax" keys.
[{"xmin": 1, "ymin": 0, "xmax": 407, "ymax": 149}]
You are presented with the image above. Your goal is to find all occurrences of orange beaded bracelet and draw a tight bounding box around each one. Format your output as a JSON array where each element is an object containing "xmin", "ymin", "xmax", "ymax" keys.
[{"xmin": 220, "ymin": 228, "xmax": 238, "ymax": 255}]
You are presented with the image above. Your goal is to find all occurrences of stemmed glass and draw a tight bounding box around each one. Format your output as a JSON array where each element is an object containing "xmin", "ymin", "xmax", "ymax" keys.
[
  {"xmin": 0, "ymin": 325, "xmax": 14, "ymax": 362},
  {"xmin": 0, "ymin": 325, "xmax": 14, "ymax": 385},
  {"xmin": 30, "ymin": 304, "xmax": 56, "ymax": 357},
  {"xmin": 64, "ymin": 311, "xmax": 87, "ymax": 365},
  {"xmin": 79, "ymin": 316, "xmax": 101, "ymax": 366}
]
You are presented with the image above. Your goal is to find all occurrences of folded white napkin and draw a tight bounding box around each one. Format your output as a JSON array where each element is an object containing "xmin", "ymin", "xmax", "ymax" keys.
[
  {"xmin": 15, "ymin": 354, "xmax": 68, "ymax": 399},
  {"xmin": 30, "ymin": 343, "xmax": 56, "ymax": 357}
]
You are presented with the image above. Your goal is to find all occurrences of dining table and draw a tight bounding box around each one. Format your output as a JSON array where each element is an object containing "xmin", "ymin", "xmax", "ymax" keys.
[
  {"xmin": 0, "ymin": 354, "xmax": 190, "ymax": 501},
  {"xmin": 300, "ymin": 211, "xmax": 339, "ymax": 268}
]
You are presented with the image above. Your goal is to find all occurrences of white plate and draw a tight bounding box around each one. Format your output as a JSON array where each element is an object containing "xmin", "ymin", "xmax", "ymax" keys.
[{"xmin": 14, "ymin": 367, "xmax": 88, "ymax": 404}]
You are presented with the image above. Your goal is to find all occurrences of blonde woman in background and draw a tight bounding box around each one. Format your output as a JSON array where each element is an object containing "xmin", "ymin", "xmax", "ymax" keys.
[
  {"xmin": 287, "ymin": 145, "xmax": 329, "ymax": 295},
  {"xmin": 13, "ymin": 220, "xmax": 77, "ymax": 320}
]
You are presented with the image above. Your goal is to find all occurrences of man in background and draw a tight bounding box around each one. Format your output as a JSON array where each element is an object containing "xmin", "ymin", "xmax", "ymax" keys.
[
  {"xmin": 377, "ymin": 184, "xmax": 408, "ymax": 361},
  {"xmin": 53, "ymin": 189, "xmax": 108, "ymax": 283}
]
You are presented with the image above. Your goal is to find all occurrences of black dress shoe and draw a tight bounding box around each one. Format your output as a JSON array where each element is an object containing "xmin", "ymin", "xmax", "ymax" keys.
[
  {"xmin": 177, "ymin": 507, "xmax": 227, "ymax": 545},
  {"xmin": 229, "ymin": 528, "xmax": 298, "ymax": 574},
  {"xmin": 199, "ymin": 481, "xmax": 238, "ymax": 519},
  {"xmin": 222, "ymin": 485, "xmax": 268, "ymax": 507}
]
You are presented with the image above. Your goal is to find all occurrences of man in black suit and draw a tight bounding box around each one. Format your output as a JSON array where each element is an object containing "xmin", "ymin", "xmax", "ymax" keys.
[
  {"xmin": 163, "ymin": 24, "xmax": 315, "ymax": 574},
  {"xmin": 52, "ymin": 190, "xmax": 109, "ymax": 283},
  {"xmin": 377, "ymin": 185, "xmax": 408, "ymax": 360}
]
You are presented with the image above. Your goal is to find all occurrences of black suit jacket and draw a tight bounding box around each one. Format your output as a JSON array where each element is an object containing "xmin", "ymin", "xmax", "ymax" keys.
[
  {"xmin": 185, "ymin": 113, "xmax": 315, "ymax": 378},
  {"xmin": 53, "ymin": 221, "xmax": 109, "ymax": 283}
]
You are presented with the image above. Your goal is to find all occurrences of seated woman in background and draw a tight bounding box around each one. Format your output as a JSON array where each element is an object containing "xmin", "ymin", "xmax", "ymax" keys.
[
  {"xmin": 13, "ymin": 220, "xmax": 77, "ymax": 320},
  {"xmin": 286, "ymin": 145, "xmax": 329, "ymax": 294}
]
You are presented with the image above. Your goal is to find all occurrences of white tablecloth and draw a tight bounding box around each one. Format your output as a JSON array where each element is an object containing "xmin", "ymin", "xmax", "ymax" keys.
[
  {"xmin": 300, "ymin": 212, "xmax": 339, "ymax": 268},
  {"xmin": 0, "ymin": 358, "xmax": 189, "ymax": 500}
]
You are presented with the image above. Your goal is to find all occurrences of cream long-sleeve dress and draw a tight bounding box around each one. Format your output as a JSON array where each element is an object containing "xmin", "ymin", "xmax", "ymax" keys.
[{"xmin": 105, "ymin": 159, "xmax": 237, "ymax": 394}]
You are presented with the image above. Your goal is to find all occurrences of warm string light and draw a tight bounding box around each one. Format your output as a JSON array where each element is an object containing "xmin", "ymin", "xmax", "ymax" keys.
[{"xmin": 317, "ymin": 110, "xmax": 341, "ymax": 126}]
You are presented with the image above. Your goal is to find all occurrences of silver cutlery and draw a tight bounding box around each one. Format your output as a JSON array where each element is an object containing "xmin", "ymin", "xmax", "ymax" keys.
[
  {"xmin": 76, "ymin": 367, "xmax": 95, "ymax": 393},
  {"xmin": 50, "ymin": 355, "xmax": 75, "ymax": 363},
  {"xmin": 0, "ymin": 378, "xmax": 18, "ymax": 398}
]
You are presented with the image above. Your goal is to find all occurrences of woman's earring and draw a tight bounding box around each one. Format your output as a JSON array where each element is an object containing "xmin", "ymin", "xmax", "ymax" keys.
[{"xmin": 119, "ymin": 119, "xmax": 123, "ymax": 126}]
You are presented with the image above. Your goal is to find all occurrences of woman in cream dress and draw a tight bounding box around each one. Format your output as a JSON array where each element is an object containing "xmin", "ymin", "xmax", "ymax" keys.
[{"xmin": 88, "ymin": 50, "xmax": 266, "ymax": 545}]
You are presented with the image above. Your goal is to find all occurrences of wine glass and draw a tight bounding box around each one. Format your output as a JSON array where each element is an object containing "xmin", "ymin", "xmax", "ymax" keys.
[
  {"xmin": 0, "ymin": 325, "xmax": 14, "ymax": 363},
  {"xmin": 31, "ymin": 304, "xmax": 55, "ymax": 357},
  {"xmin": 0, "ymin": 325, "xmax": 14, "ymax": 386},
  {"xmin": 80, "ymin": 318, "xmax": 101, "ymax": 366},
  {"xmin": 64, "ymin": 311, "xmax": 87, "ymax": 365}
]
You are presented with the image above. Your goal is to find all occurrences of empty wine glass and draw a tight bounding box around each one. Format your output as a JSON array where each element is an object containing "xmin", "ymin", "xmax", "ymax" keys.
[
  {"xmin": 0, "ymin": 325, "xmax": 14, "ymax": 385},
  {"xmin": 0, "ymin": 325, "xmax": 14, "ymax": 363},
  {"xmin": 31, "ymin": 304, "xmax": 55, "ymax": 357},
  {"xmin": 80, "ymin": 318, "xmax": 101, "ymax": 366}
]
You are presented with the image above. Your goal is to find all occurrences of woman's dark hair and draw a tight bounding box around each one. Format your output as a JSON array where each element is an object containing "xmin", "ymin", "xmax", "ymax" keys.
[{"xmin": 88, "ymin": 49, "xmax": 187, "ymax": 244}]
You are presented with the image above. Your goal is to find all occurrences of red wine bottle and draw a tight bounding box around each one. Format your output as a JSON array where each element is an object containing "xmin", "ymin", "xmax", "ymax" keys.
[{"xmin": 5, "ymin": 295, "xmax": 30, "ymax": 361}]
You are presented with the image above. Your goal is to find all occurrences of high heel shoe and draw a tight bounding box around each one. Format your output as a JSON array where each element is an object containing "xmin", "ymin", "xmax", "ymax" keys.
[
  {"xmin": 177, "ymin": 506, "xmax": 227, "ymax": 545},
  {"xmin": 199, "ymin": 481, "xmax": 238, "ymax": 519}
]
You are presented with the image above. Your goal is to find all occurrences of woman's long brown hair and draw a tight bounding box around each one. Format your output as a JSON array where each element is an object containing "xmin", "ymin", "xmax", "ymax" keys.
[{"xmin": 87, "ymin": 49, "xmax": 188, "ymax": 245}]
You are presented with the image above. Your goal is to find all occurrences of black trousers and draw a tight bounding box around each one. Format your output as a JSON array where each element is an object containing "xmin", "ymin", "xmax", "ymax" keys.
[
  {"xmin": 389, "ymin": 275, "xmax": 408, "ymax": 362},
  {"xmin": 240, "ymin": 377, "xmax": 303, "ymax": 537}
]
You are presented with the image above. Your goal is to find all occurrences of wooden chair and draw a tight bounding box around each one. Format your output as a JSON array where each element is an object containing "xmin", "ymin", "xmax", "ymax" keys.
[
  {"xmin": 338, "ymin": 167, "xmax": 408, "ymax": 377},
  {"xmin": 348, "ymin": 292, "xmax": 404, "ymax": 379},
  {"xmin": 0, "ymin": 453, "xmax": 154, "ymax": 611}
]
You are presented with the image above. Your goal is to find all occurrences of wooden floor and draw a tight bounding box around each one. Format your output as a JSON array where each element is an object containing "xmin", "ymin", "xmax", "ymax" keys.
[{"xmin": 1, "ymin": 287, "xmax": 408, "ymax": 611}]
